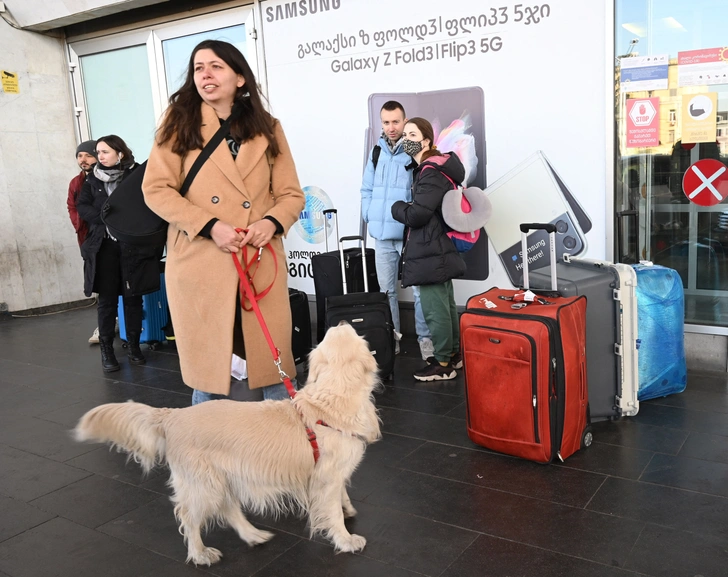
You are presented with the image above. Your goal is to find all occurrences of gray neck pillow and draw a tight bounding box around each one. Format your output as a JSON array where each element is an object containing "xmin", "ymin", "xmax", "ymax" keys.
[{"xmin": 441, "ymin": 186, "xmax": 492, "ymax": 233}]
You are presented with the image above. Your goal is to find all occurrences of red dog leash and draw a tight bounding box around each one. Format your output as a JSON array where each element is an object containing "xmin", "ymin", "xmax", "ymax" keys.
[{"xmin": 230, "ymin": 231, "xmax": 322, "ymax": 462}]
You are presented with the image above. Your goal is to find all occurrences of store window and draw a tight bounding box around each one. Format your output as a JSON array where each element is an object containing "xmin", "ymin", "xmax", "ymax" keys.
[{"xmin": 615, "ymin": 0, "xmax": 728, "ymax": 330}]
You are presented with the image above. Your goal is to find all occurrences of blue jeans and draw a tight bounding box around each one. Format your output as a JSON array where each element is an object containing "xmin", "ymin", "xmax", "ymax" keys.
[
  {"xmin": 191, "ymin": 380, "xmax": 296, "ymax": 405},
  {"xmin": 374, "ymin": 238, "xmax": 430, "ymax": 341}
]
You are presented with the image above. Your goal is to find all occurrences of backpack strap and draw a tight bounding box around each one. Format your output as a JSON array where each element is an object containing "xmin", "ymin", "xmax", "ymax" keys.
[
  {"xmin": 371, "ymin": 145, "xmax": 381, "ymax": 171},
  {"xmin": 421, "ymin": 164, "xmax": 458, "ymax": 190},
  {"xmin": 179, "ymin": 113, "xmax": 237, "ymax": 197}
]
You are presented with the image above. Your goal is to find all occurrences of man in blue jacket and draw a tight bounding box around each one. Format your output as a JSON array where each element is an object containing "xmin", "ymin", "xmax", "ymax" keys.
[{"xmin": 361, "ymin": 101, "xmax": 433, "ymax": 359}]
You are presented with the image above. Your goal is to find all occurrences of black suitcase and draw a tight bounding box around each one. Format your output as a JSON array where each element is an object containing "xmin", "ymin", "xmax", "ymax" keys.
[
  {"xmin": 323, "ymin": 235, "xmax": 395, "ymax": 379},
  {"xmin": 289, "ymin": 288, "xmax": 312, "ymax": 365},
  {"xmin": 311, "ymin": 209, "xmax": 379, "ymax": 343}
]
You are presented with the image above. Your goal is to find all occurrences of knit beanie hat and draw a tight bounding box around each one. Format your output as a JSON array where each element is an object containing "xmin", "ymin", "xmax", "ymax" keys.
[{"xmin": 76, "ymin": 140, "xmax": 97, "ymax": 159}]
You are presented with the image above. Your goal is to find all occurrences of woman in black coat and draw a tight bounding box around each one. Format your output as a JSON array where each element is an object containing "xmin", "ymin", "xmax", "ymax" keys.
[
  {"xmin": 391, "ymin": 117, "xmax": 466, "ymax": 382},
  {"xmin": 76, "ymin": 135, "xmax": 161, "ymax": 372}
]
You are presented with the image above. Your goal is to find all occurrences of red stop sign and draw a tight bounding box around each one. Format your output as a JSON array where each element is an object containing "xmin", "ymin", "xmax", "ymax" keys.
[{"xmin": 682, "ymin": 159, "xmax": 728, "ymax": 206}]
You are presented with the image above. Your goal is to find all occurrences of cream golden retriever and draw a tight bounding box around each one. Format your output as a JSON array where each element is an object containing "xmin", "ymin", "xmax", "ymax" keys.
[{"xmin": 74, "ymin": 323, "xmax": 381, "ymax": 565}]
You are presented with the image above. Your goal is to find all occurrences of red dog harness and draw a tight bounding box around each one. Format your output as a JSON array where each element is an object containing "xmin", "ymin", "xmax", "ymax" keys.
[{"xmin": 231, "ymin": 235, "xmax": 325, "ymax": 463}]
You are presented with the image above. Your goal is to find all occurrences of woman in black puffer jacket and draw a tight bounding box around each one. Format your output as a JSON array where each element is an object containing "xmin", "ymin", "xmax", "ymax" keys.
[
  {"xmin": 76, "ymin": 135, "xmax": 162, "ymax": 373},
  {"xmin": 391, "ymin": 117, "xmax": 466, "ymax": 383}
]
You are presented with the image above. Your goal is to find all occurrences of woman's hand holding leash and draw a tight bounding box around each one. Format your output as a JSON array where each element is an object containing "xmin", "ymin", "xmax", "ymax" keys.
[
  {"xmin": 211, "ymin": 221, "xmax": 244, "ymax": 253},
  {"xmin": 241, "ymin": 219, "xmax": 276, "ymax": 248}
]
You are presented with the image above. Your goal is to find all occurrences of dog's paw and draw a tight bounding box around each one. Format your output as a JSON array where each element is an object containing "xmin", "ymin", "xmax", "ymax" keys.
[
  {"xmin": 342, "ymin": 503, "xmax": 358, "ymax": 518},
  {"xmin": 188, "ymin": 547, "xmax": 223, "ymax": 566},
  {"xmin": 245, "ymin": 528, "xmax": 275, "ymax": 547},
  {"xmin": 334, "ymin": 533, "xmax": 366, "ymax": 553}
]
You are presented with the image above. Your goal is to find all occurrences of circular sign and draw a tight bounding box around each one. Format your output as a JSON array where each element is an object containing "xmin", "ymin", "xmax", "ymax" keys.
[
  {"xmin": 292, "ymin": 185, "xmax": 334, "ymax": 244},
  {"xmin": 687, "ymin": 95, "xmax": 713, "ymax": 121},
  {"xmin": 682, "ymin": 159, "xmax": 728, "ymax": 206}
]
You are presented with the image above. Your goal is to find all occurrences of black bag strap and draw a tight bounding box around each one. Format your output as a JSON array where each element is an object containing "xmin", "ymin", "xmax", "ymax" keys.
[
  {"xmin": 179, "ymin": 112, "xmax": 237, "ymax": 197},
  {"xmin": 371, "ymin": 145, "xmax": 381, "ymax": 171}
]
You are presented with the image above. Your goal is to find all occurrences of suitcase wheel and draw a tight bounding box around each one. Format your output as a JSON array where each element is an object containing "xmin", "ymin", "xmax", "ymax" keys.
[{"xmin": 581, "ymin": 426, "xmax": 593, "ymax": 449}]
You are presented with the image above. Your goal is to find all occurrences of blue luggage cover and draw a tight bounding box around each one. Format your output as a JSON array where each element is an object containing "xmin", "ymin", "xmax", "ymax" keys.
[{"xmin": 632, "ymin": 264, "xmax": 687, "ymax": 400}]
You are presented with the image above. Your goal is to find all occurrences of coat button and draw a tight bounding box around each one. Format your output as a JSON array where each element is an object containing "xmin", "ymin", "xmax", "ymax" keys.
[
  {"xmin": 211, "ymin": 196, "xmax": 219, "ymax": 204},
  {"xmin": 243, "ymin": 201, "xmax": 251, "ymax": 209}
]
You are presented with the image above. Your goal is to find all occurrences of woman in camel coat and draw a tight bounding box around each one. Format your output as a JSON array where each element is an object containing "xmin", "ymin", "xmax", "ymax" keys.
[{"xmin": 143, "ymin": 40, "xmax": 305, "ymax": 403}]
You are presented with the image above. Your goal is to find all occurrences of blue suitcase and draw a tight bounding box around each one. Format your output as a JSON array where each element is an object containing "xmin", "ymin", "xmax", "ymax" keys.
[
  {"xmin": 632, "ymin": 263, "xmax": 687, "ymax": 400},
  {"xmin": 118, "ymin": 274, "xmax": 170, "ymax": 345}
]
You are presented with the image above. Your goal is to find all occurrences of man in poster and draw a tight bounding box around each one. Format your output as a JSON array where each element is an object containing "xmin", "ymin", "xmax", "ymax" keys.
[{"xmin": 360, "ymin": 101, "xmax": 433, "ymax": 359}]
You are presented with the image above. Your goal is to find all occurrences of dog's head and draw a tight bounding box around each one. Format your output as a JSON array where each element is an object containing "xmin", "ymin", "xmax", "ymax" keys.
[
  {"xmin": 308, "ymin": 322, "xmax": 378, "ymax": 380},
  {"xmin": 298, "ymin": 322, "xmax": 382, "ymax": 442}
]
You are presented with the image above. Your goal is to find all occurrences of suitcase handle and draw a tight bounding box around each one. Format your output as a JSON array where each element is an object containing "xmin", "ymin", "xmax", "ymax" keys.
[
  {"xmin": 520, "ymin": 223, "xmax": 557, "ymax": 292},
  {"xmin": 520, "ymin": 223, "xmax": 557, "ymax": 234},
  {"xmin": 323, "ymin": 209, "xmax": 338, "ymax": 253},
  {"xmin": 338, "ymin": 235, "xmax": 369, "ymax": 295}
]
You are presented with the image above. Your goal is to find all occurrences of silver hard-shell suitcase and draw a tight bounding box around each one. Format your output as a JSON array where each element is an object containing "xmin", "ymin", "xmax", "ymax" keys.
[{"xmin": 531, "ymin": 255, "xmax": 639, "ymax": 420}]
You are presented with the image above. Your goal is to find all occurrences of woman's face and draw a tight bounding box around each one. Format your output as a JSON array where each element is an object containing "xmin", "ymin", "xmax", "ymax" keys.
[
  {"xmin": 95, "ymin": 141, "xmax": 121, "ymax": 167},
  {"xmin": 193, "ymin": 48, "xmax": 245, "ymax": 111},
  {"xmin": 403, "ymin": 123, "xmax": 428, "ymax": 148}
]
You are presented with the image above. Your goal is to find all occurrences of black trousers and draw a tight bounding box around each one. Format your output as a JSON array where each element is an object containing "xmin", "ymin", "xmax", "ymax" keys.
[{"xmin": 96, "ymin": 238, "xmax": 142, "ymax": 340}]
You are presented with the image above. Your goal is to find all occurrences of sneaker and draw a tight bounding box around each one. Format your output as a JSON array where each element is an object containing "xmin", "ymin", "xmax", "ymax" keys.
[
  {"xmin": 419, "ymin": 337, "xmax": 435, "ymax": 361},
  {"xmin": 450, "ymin": 352, "xmax": 463, "ymax": 370},
  {"xmin": 413, "ymin": 357, "xmax": 457, "ymax": 381},
  {"xmin": 88, "ymin": 327, "xmax": 100, "ymax": 344}
]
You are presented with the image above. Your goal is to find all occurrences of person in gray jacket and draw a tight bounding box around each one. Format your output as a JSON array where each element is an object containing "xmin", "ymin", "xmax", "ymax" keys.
[{"xmin": 361, "ymin": 101, "xmax": 433, "ymax": 359}]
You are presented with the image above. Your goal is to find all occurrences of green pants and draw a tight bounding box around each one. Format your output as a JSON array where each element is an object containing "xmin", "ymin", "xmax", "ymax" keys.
[{"xmin": 419, "ymin": 281, "xmax": 459, "ymax": 364}]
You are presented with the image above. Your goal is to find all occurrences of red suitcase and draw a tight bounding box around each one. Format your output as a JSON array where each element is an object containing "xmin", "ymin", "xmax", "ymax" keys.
[{"xmin": 461, "ymin": 223, "xmax": 592, "ymax": 463}]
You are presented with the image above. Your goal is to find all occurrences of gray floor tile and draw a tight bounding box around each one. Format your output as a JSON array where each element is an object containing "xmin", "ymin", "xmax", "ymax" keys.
[
  {"xmin": 400, "ymin": 441, "xmax": 607, "ymax": 507},
  {"xmin": 365, "ymin": 469, "xmax": 645, "ymax": 568},
  {"xmin": 29, "ymin": 474, "xmax": 160, "ymax": 529},
  {"xmin": 587, "ymin": 476, "xmax": 728, "ymax": 541},
  {"xmin": 0, "ymin": 443, "xmax": 91, "ymax": 501},
  {"xmin": 252, "ymin": 539, "xmax": 422, "ymax": 577},
  {"xmin": 441, "ymin": 533, "xmax": 645, "ymax": 577},
  {"xmin": 0, "ymin": 414, "xmax": 98, "ymax": 462},
  {"xmin": 639, "ymin": 453, "xmax": 728, "ymax": 498},
  {"xmin": 0, "ymin": 495, "xmax": 56, "ymax": 543},
  {"xmin": 624, "ymin": 524, "xmax": 728, "ymax": 577},
  {"xmin": 590, "ymin": 418, "xmax": 689, "ymax": 454},
  {"xmin": 0, "ymin": 517, "xmax": 170, "ymax": 577},
  {"xmin": 678, "ymin": 431, "xmax": 728, "ymax": 465}
]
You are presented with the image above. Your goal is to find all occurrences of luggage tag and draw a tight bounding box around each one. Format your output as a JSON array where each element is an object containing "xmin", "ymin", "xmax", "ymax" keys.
[{"xmin": 478, "ymin": 297, "xmax": 498, "ymax": 309}]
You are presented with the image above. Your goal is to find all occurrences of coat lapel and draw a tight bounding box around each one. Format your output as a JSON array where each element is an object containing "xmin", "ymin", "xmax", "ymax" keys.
[
  {"xmin": 200, "ymin": 104, "xmax": 247, "ymax": 195},
  {"xmin": 235, "ymin": 136, "xmax": 268, "ymax": 181}
]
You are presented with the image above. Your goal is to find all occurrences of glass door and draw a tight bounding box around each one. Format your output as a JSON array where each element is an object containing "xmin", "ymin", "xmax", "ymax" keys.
[{"xmin": 68, "ymin": 6, "xmax": 257, "ymax": 163}]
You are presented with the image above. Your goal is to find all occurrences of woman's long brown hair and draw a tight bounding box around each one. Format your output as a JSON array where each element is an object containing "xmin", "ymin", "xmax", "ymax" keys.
[{"xmin": 156, "ymin": 40, "xmax": 280, "ymax": 157}]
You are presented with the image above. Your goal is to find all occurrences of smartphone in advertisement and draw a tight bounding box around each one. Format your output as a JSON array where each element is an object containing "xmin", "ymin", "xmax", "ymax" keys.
[
  {"xmin": 484, "ymin": 151, "xmax": 589, "ymax": 286},
  {"xmin": 366, "ymin": 87, "xmax": 488, "ymax": 280}
]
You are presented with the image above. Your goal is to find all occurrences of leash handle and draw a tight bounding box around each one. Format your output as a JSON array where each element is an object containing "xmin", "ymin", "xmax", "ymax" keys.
[{"xmin": 231, "ymin": 229, "xmax": 295, "ymax": 399}]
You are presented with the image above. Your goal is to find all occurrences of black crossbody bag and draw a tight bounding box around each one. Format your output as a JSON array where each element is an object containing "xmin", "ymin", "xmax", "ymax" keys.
[{"xmin": 101, "ymin": 115, "xmax": 235, "ymax": 246}]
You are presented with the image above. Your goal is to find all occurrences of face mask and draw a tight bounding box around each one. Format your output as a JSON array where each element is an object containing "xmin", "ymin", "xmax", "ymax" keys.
[{"xmin": 402, "ymin": 139, "xmax": 423, "ymax": 157}]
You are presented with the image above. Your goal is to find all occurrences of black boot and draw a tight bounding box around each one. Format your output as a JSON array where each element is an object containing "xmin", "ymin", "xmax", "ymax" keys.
[
  {"xmin": 99, "ymin": 338, "xmax": 120, "ymax": 373},
  {"xmin": 126, "ymin": 333, "xmax": 146, "ymax": 365}
]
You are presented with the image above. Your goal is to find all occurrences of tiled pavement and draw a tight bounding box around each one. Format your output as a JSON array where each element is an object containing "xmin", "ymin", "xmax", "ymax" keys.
[{"xmin": 1, "ymin": 306, "xmax": 727, "ymax": 576}]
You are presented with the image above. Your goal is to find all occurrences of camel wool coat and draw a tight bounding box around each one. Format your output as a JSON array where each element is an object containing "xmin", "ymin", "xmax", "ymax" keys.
[{"xmin": 143, "ymin": 103, "xmax": 305, "ymax": 393}]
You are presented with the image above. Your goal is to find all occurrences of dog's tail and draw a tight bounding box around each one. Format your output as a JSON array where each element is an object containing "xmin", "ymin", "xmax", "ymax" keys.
[{"xmin": 73, "ymin": 401, "xmax": 171, "ymax": 472}]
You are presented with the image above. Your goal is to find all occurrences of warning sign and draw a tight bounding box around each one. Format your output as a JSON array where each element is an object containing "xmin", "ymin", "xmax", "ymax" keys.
[
  {"xmin": 626, "ymin": 97, "xmax": 659, "ymax": 148},
  {"xmin": 682, "ymin": 159, "xmax": 728, "ymax": 206},
  {"xmin": 682, "ymin": 93, "xmax": 717, "ymax": 144},
  {"xmin": 1, "ymin": 70, "xmax": 19, "ymax": 94}
]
